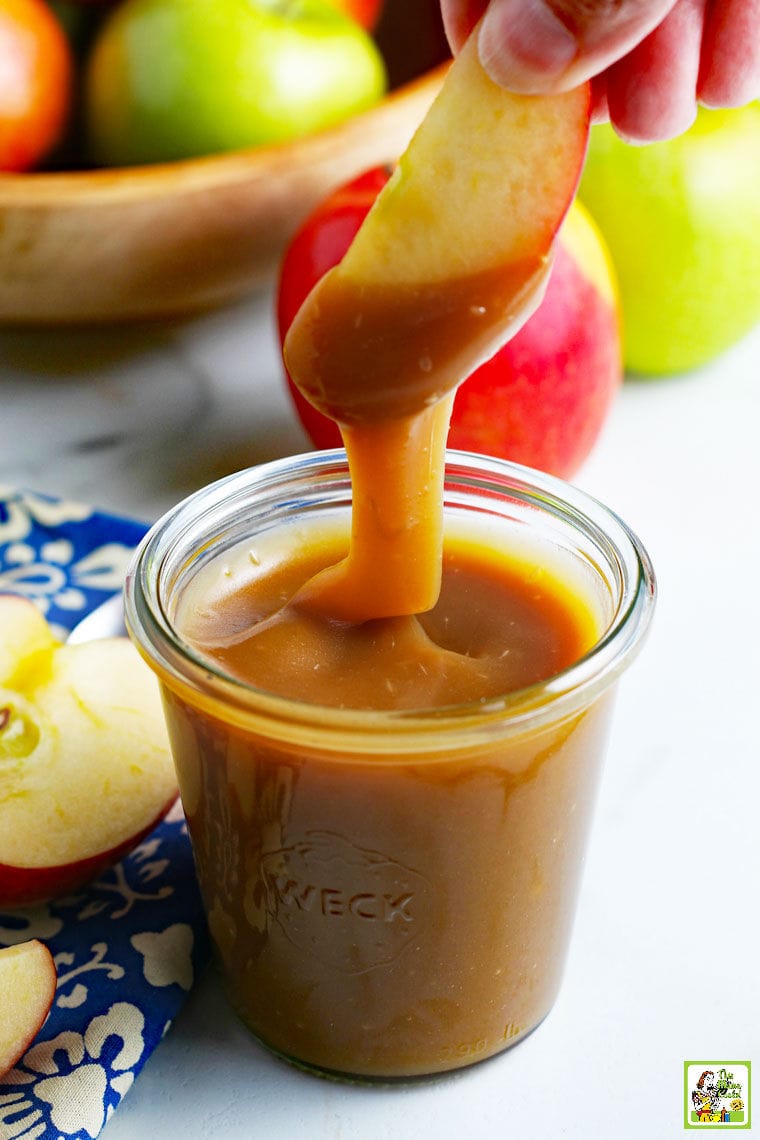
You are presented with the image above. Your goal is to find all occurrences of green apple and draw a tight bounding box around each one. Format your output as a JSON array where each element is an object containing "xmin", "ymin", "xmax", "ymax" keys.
[
  {"xmin": 84, "ymin": 0, "xmax": 387, "ymax": 166},
  {"xmin": 579, "ymin": 104, "xmax": 760, "ymax": 375}
]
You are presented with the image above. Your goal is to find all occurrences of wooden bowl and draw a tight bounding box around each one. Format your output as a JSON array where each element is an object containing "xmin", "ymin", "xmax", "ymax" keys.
[{"xmin": 0, "ymin": 65, "xmax": 445, "ymax": 325}]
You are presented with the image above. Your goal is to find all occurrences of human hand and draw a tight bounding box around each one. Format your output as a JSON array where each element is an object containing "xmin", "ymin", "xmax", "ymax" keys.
[{"xmin": 440, "ymin": 0, "xmax": 760, "ymax": 142}]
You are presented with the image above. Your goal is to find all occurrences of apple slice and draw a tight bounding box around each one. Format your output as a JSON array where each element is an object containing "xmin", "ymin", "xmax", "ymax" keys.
[
  {"xmin": 283, "ymin": 28, "xmax": 590, "ymax": 621},
  {"xmin": 0, "ymin": 596, "xmax": 177, "ymax": 907},
  {"xmin": 285, "ymin": 30, "xmax": 591, "ymax": 425},
  {"xmin": 0, "ymin": 940, "xmax": 57, "ymax": 1079}
]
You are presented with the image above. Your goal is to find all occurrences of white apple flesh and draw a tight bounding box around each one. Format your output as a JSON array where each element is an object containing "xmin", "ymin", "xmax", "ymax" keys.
[
  {"xmin": 0, "ymin": 595, "xmax": 177, "ymax": 906},
  {"xmin": 0, "ymin": 940, "xmax": 57, "ymax": 1079}
]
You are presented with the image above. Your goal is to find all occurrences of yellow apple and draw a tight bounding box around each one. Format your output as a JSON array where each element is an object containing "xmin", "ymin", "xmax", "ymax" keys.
[{"xmin": 0, "ymin": 595, "xmax": 177, "ymax": 906}]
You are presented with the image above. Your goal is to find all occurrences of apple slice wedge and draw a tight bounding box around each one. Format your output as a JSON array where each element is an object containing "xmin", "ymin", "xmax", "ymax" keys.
[
  {"xmin": 285, "ymin": 29, "xmax": 591, "ymax": 425},
  {"xmin": 0, "ymin": 940, "xmax": 57, "ymax": 1079},
  {"xmin": 283, "ymin": 27, "xmax": 590, "ymax": 621},
  {"xmin": 0, "ymin": 595, "xmax": 177, "ymax": 907}
]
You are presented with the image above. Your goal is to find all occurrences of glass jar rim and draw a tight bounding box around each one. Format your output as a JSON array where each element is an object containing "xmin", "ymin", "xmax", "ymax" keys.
[{"xmin": 125, "ymin": 449, "xmax": 656, "ymax": 756}]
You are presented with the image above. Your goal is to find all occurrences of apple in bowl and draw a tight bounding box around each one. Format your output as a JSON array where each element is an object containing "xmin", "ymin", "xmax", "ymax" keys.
[
  {"xmin": 277, "ymin": 167, "xmax": 621, "ymax": 478},
  {"xmin": 0, "ymin": 0, "xmax": 447, "ymax": 323},
  {"xmin": 0, "ymin": 594, "xmax": 177, "ymax": 907},
  {"xmin": 84, "ymin": 0, "xmax": 389, "ymax": 166}
]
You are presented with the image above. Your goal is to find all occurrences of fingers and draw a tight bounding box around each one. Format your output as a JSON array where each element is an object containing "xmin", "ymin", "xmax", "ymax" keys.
[
  {"xmin": 478, "ymin": 0, "xmax": 577, "ymax": 88},
  {"xmin": 698, "ymin": 0, "xmax": 760, "ymax": 107},
  {"xmin": 605, "ymin": 0, "xmax": 705, "ymax": 141},
  {"xmin": 441, "ymin": 0, "xmax": 759, "ymax": 145},
  {"xmin": 475, "ymin": 0, "xmax": 679, "ymax": 92}
]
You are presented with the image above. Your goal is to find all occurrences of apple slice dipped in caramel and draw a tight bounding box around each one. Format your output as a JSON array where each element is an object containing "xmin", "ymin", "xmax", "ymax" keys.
[
  {"xmin": 284, "ymin": 28, "xmax": 591, "ymax": 621},
  {"xmin": 0, "ymin": 940, "xmax": 57, "ymax": 1079},
  {"xmin": 0, "ymin": 595, "xmax": 177, "ymax": 907}
]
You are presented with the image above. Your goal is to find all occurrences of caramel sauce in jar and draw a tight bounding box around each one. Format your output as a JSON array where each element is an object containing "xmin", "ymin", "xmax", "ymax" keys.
[{"xmin": 127, "ymin": 453, "xmax": 654, "ymax": 1079}]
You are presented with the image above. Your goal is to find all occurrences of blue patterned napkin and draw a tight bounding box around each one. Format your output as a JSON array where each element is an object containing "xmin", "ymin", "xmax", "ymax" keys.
[{"xmin": 0, "ymin": 488, "xmax": 211, "ymax": 1140}]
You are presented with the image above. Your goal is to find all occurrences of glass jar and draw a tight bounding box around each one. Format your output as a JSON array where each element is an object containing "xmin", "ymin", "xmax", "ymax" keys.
[{"xmin": 125, "ymin": 450, "xmax": 655, "ymax": 1081}]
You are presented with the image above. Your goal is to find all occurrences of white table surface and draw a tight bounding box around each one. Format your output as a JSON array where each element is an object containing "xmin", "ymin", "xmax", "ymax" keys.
[{"xmin": 2, "ymin": 293, "xmax": 758, "ymax": 1139}]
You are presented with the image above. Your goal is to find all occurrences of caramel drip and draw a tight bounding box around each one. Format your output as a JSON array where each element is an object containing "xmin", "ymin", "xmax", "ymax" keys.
[
  {"xmin": 284, "ymin": 258, "xmax": 549, "ymax": 622},
  {"xmin": 295, "ymin": 396, "xmax": 453, "ymax": 621}
]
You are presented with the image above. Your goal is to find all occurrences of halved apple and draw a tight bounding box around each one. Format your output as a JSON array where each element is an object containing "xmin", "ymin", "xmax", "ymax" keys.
[
  {"xmin": 0, "ymin": 939, "xmax": 57, "ymax": 1079},
  {"xmin": 0, "ymin": 595, "xmax": 177, "ymax": 907}
]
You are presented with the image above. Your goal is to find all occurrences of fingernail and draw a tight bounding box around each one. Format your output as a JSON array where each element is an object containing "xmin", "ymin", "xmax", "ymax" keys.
[{"xmin": 479, "ymin": 0, "xmax": 578, "ymax": 91}]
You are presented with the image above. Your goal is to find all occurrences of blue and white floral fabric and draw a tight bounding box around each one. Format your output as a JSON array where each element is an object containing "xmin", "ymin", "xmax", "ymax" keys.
[{"xmin": 0, "ymin": 488, "xmax": 211, "ymax": 1140}]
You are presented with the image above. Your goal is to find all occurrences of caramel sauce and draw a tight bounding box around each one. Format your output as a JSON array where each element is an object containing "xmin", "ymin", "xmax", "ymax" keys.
[
  {"xmin": 164, "ymin": 674, "xmax": 613, "ymax": 1077},
  {"xmin": 177, "ymin": 521, "xmax": 597, "ymax": 711},
  {"xmin": 283, "ymin": 259, "xmax": 548, "ymax": 620}
]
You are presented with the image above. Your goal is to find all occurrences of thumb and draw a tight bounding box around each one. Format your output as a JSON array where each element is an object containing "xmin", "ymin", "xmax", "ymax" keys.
[{"xmin": 477, "ymin": 0, "xmax": 679, "ymax": 91}]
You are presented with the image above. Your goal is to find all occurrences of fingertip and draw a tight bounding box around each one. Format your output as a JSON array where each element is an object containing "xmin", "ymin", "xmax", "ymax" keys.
[
  {"xmin": 607, "ymin": 64, "xmax": 699, "ymax": 144},
  {"xmin": 697, "ymin": 63, "xmax": 760, "ymax": 109},
  {"xmin": 604, "ymin": 0, "xmax": 702, "ymax": 144},
  {"xmin": 477, "ymin": 0, "xmax": 577, "ymax": 92},
  {"xmin": 698, "ymin": 0, "xmax": 760, "ymax": 108},
  {"xmin": 697, "ymin": 56, "xmax": 760, "ymax": 107},
  {"xmin": 609, "ymin": 103, "xmax": 697, "ymax": 145}
]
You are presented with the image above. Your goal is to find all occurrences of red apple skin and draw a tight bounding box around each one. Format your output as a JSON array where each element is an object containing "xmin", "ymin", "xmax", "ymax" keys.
[
  {"xmin": 277, "ymin": 167, "xmax": 621, "ymax": 478},
  {"xmin": 329, "ymin": 0, "xmax": 383, "ymax": 30},
  {"xmin": 447, "ymin": 214, "xmax": 621, "ymax": 476},
  {"xmin": 0, "ymin": 794, "xmax": 177, "ymax": 908}
]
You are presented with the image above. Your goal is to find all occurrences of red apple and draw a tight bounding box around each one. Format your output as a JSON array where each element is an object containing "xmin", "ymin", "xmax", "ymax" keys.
[
  {"xmin": 278, "ymin": 169, "xmax": 621, "ymax": 478},
  {"xmin": 0, "ymin": 940, "xmax": 56, "ymax": 1079},
  {"xmin": 0, "ymin": 0, "xmax": 73, "ymax": 172},
  {"xmin": 0, "ymin": 595, "xmax": 177, "ymax": 907},
  {"xmin": 328, "ymin": 0, "xmax": 383, "ymax": 30}
]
